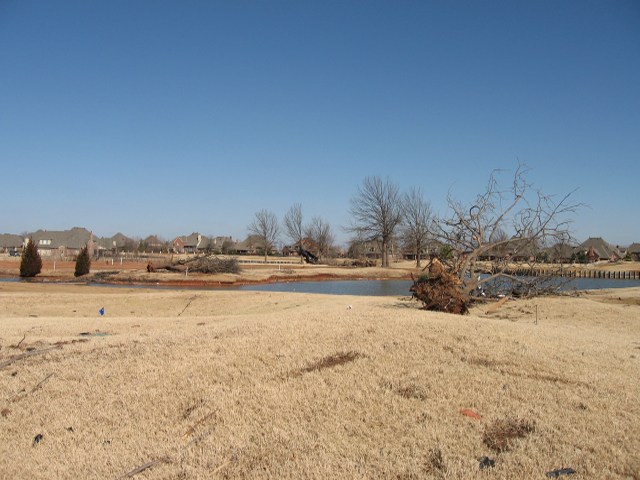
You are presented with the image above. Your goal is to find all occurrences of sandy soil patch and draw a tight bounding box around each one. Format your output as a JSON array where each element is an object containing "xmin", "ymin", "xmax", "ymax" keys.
[{"xmin": 1, "ymin": 283, "xmax": 639, "ymax": 479}]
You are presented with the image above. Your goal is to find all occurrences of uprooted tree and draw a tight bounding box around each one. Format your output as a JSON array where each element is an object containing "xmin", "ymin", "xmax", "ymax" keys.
[
  {"xmin": 147, "ymin": 255, "xmax": 240, "ymax": 274},
  {"xmin": 412, "ymin": 164, "xmax": 580, "ymax": 313}
]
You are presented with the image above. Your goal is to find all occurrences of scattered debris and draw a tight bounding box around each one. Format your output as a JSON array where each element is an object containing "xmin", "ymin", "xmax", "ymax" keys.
[
  {"xmin": 99, "ymin": 307, "xmax": 105, "ymax": 316},
  {"xmin": 79, "ymin": 331, "xmax": 110, "ymax": 337},
  {"xmin": 424, "ymin": 448, "xmax": 447, "ymax": 474},
  {"xmin": 211, "ymin": 457, "xmax": 233, "ymax": 475},
  {"xmin": 483, "ymin": 418, "xmax": 536, "ymax": 453},
  {"xmin": 30, "ymin": 373, "xmax": 54, "ymax": 393},
  {"xmin": 391, "ymin": 383, "xmax": 428, "ymax": 400},
  {"xmin": 183, "ymin": 411, "xmax": 217, "ymax": 440},
  {"xmin": 294, "ymin": 351, "xmax": 364, "ymax": 377},
  {"xmin": 119, "ymin": 457, "xmax": 170, "ymax": 479},
  {"xmin": 546, "ymin": 468, "xmax": 576, "ymax": 477},
  {"xmin": 32, "ymin": 434, "xmax": 43, "ymax": 446},
  {"xmin": 0, "ymin": 345, "xmax": 61, "ymax": 371},
  {"xmin": 485, "ymin": 297, "xmax": 508, "ymax": 315},
  {"xmin": 479, "ymin": 456, "xmax": 495, "ymax": 469},
  {"xmin": 460, "ymin": 408, "xmax": 482, "ymax": 420},
  {"xmin": 178, "ymin": 295, "xmax": 198, "ymax": 317},
  {"xmin": 12, "ymin": 334, "xmax": 27, "ymax": 349}
]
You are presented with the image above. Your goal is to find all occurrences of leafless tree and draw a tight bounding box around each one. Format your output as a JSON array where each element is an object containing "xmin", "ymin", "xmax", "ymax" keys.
[
  {"xmin": 305, "ymin": 216, "xmax": 335, "ymax": 259},
  {"xmin": 431, "ymin": 164, "xmax": 580, "ymax": 299},
  {"xmin": 347, "ymin": 176, "xmax": 403, "ymax": 267},
  {"xmin": 401, "ymin": 187, "xmax": 433, "ymax": 268},
  {"xmin": 248, "ymin": 209, "xmax": 280, "ymax": 262},
  {"xmin": 283, "ymin": 203, "xmax": 304, "ymax": 263}
]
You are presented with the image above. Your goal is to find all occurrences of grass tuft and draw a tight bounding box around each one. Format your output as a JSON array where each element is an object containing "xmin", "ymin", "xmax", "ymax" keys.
[
  {"xmin": 424, "ymin": 447, "xmax": 447, "ymax": 475},
  {"xmin": 483, "ymin": 418, "xmax": 536, "ymax": 453}
]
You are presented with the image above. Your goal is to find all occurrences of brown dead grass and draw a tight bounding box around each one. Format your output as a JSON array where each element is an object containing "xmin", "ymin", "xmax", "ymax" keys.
[{"xmin": 0, "ymin": 283, "xmax": 639, "ymax": 478}]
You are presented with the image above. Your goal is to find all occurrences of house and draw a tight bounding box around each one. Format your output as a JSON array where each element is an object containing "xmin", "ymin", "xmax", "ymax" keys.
[
  {"xmin": 626, "ymin": 243, "xmax": 640, "ymax": 261},
  {"xmin": 348, "ymin": 239, "xmax": 401, "ymax": 261},
  {"xmin": 231, "ymin": 235, "xmax": 278, "ymax": 256},
  {"xmin": 0, "ymin": 234, "xmax": 24, "ymax": 254},
  {"xmin": 28, "ymin": 227, "xmax": 95, "ymax": 258},
  {"xmin": 578, "ymin": 237, "xmax": 622, "ymax": 262},
  {"xmin": 141, "ymin": 235, "xmax": 166, "ymax": 253},
  {"xmin": 209, "ymin": 236, "xmax": 234, "ymax": 254},
  {"xmin": 401, "ymin": 239, "xmax": 445, "ymax": 261},
  {"xmin": 95, "ymin": 233, "xmax": 135, "ymax": 254},
  {"xmin": 172, "ymin": 233, "xmax": 204, "ymax": 254},
  {"xmin": 282, "ymin": 238, "xmax": 321, "ymax": 257},
  {"xmin": 475, "ymin": 237, "xmax": 541, "ymax": 262},
  {"xmin": 543, "ymin": 242, "xmax": 576, "ymax": 263}
]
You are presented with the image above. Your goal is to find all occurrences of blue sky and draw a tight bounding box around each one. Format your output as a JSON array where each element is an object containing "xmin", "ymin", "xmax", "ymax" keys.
[{"xmin": 1, "ymin": 1, "xmax": 638, "ymax": 246}]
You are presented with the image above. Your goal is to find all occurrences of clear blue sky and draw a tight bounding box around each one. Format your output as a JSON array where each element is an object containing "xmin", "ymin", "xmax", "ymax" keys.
[{"xmin": 1, "ymin": 1, "xmax": 638, "ymax": 246}]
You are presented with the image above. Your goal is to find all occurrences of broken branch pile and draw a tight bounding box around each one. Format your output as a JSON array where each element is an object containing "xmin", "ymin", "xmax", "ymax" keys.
[{"xmin": 147, "ymin": 255, "xmax": 240, "ymax": 275}]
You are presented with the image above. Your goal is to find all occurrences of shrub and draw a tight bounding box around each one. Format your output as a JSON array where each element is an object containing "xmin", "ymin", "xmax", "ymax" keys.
[
  {"xmin": 74, "ymin": 246, "xmax": 91, "ymax": 277},
  {"xmin": 19, "ymin": 238, "xmax": 42, "ymax": 278}
]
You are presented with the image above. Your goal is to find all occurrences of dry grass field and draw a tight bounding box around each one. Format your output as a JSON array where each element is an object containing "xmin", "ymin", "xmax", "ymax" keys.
[{"xmin": 1, "ymin": 282, "xmax": 639, "ymax": 479}]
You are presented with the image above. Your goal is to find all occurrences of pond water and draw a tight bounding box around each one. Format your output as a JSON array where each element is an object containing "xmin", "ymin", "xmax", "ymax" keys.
[
  {"xmin": 1, "ymin": 276, "xmax": 639, "ymax": 297},
  {"xmin": 235, "ymin": 277, "xmax": 640, "ymax": 296}
]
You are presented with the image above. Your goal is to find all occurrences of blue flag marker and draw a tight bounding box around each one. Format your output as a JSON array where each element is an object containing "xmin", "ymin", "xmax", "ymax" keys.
[{"xmin": 99, "ymin": 307, "xmax": 105, "ymax": 316}]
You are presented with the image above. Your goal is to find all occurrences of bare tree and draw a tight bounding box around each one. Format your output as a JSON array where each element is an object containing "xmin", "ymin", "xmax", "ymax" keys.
[
  {"xmin": 305, "ymin": 216, "xmax": 335, "ymax": 259},
  {"xmin": 283, "ymin": 203, "xmax": 304, "ymax": 263},
  {"xmin": 429, "ymin": 164, "xmax": 580, "ymax": 300},
  {"xmin": 401, "ymin": 187, "xmax": 433, "ymax": 268},
  {"xmin": 248, "ymin": 209, "xmax": 280, "ymax": 262},
  {"xmin": 347, "ymin": 176, "xmax": 403, "ymax": 268}
]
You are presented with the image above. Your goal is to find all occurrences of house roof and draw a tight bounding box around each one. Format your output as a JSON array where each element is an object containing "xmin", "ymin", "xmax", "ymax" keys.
[
  {"xmin": 0, "ymin": 234, "xmax": 23, "ymax": 248},
  {"xmin": 173, "ymin": 233, "xmax": 205, "ymax": 249},
  {"xmin": 29, "ymin": 227, "xmax": 92, "ymax": 249},
  {"xmin": 543, "ymin": 242, "xmax": 576, "ymax": 259},
  {"xmin": 95, "ymin": 233, "xmax": 133, "ymax": 249},
  {"xmin": 143, "ymin": 235, "xmax": 164, "ymax": 246},
  {"xmin": 579, "ymin": 237, "xmax": 620, "ymax": 260},
  {"xmin": 627, "ymin": 243, "xmax": 640, "ymax": 253}
]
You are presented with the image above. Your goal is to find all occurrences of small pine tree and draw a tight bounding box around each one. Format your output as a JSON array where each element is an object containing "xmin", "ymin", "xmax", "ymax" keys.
[
  {"xmin": 74, "ymin": 246, "xmax": 91, "ymax": 277},
  {"xmin": 20, "ymin": 238, "xmax": 42, "ymax": 278}
]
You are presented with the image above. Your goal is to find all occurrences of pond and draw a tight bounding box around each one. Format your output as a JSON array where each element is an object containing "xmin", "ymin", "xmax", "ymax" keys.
[
  {"xmin": 235, "ymin": 277, "xmax": 640, "ymax": 296},
  {"xmin": 1, "ymin": 276, "xmax": 639, "ymax": 297}
]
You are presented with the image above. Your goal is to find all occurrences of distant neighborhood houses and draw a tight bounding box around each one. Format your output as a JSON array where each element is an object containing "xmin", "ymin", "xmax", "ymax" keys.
[
  {"xmin": 0, "ymin": 228, "xmax": 638, "ymax": 263},
  {"xmin": 474, "ymin": 237, "xmax": 637, "ymax": 263},
  {"xmin": 0, "ymin": 228, "xmax": 269, "ymax": 258},
  {"xmin": 357, "ymin": 236, "xmax": 639, "ymax": 263}
]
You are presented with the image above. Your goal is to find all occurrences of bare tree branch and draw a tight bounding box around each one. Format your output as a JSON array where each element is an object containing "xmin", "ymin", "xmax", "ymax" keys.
[
  {"xmin": 347, "ymin": 176, "xmax": 403, "ymax": 267},
  {"xmin": 248, "ymin": 210, "xmax": 280, "ymax": 262},
  {"xmin": 284, "ymin": 203, "xmax": 304, "ymax": 263}
]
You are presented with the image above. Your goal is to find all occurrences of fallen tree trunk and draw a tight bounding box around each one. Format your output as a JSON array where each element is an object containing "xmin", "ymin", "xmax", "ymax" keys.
[{"xmin": 147, "ymin": 255, "xmax": 240, "ymax": 274}]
